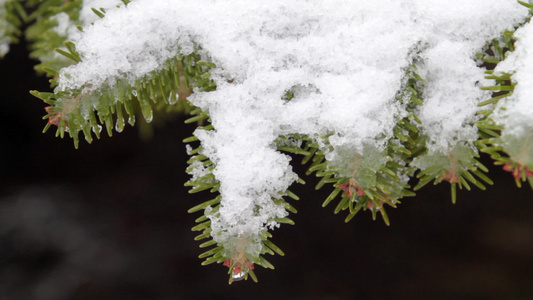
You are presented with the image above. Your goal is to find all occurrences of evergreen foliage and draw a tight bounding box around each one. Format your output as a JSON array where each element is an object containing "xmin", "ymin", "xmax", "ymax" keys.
[
  {"xmin": 1, "ymin": 0, "xmax": 532, "ymax": 283},
  {"xmin": 476, "ymin": 2, "xmax": 533, "ymax": 189},
  {"xmin": 0, "ymin": 0, "xmax": 26, "ymax": 57}
]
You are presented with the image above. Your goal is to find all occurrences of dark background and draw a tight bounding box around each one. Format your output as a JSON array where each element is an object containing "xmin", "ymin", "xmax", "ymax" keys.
[{"xmin": 1, "ymin": 37, "xmax": 533, "ymax": 300}]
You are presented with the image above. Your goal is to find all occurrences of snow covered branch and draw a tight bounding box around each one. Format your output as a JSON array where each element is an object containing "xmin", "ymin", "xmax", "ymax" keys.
[{"xmin": 15, "ymin": 0, "xmax": 533, "ymax": 282}]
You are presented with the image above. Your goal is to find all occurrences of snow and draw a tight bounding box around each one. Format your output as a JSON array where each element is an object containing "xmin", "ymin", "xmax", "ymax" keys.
[
  {"xmin": 416, "ymin": 41, "xmax": 490, "ymax": 153},
  {"xmin": 50, "ymin": 0, "xmax": 126, "ymax": 65},
  {"xmin": 78, "ymin": 0, "xmax": 124, "ymax": 24},
  {"xmin": 494, "ymin": 20, "xmax": 533, "ymax": 165},
  {"xmin": 53, "ymin": 0, "xmax": 126, "ymax": 44},
  {"xmin": 53, "ymin": 0, "xmax": 530, "ymax": 255},
  {"xmin": 412, "ymin": 0, "xmax": 526, "ymax": 154}
]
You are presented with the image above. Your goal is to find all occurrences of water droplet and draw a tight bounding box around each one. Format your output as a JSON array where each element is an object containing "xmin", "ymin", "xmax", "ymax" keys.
[
  {"xmin": 115, "ymin": 123, "xmax": 124, "ymax": 133},
  {"xmin": 93, "ymin": 125, "xmax": 102, "ymax": 134},
  {"xmin": 168, "ymin": 93, "xmax": 177, "ymax": 104},
  {"xmin": 231, "ymin": 270, "xmax": 247, "ymax": 281},
  {"xmin": 144, "ymin": 112, "xmax": 153, "ymax": 123}
]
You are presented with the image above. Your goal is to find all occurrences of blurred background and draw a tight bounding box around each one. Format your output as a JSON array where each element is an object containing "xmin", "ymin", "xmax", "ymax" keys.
[{"xmin": 1, "ymin": 37, "xmax": 533, "ymax": 300}]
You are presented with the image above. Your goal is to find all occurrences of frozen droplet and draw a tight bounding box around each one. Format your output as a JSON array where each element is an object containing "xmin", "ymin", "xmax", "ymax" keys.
[{"xmin": 131, "ymin": 89, "xmax": 138, "ymax": 97}]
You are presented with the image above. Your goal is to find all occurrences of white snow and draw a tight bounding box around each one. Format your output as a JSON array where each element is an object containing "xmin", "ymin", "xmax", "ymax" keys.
[
  {"xmin": 78, "ymin": 0, "xmax": 124, "ymax": 25},
  {"xmin": 51, "ymin": 1, "xmax": 126, "ymax": 62},
  {"xmin": 52, "ymin": 0, "xmax": 126, "ymax": 43},
  {"xmin": 494, "ymin": 20, "xmax": 533, "ymax": 165},
  {"xmin": 53, "ymin": 0, "xmax": 530, "ymax": 255}
]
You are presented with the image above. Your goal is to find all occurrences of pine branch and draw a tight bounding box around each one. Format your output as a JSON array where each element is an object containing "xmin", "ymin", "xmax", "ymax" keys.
[
  {"xmin": 31, "ymin": 47, "xmax": 215, "ymax": 148},
  {"xmin": 476, "ymin": 14, "xmax": 533, "ymax": 189},
  {"xmin": 23, "ymin": 0, "xmax": 533, "ymax": 283},
  {"xmin": 24, "ymin": 0, "xmax": 84, "ymax": 76},
  {"xmin": 301, "ymin": 62, "xmax": 423, "ymax": 224},
  {"xmin": 0, "ymin": 0, "xmax": 26, "ymax": 58},
  {"xmin": 184, "ymin": 109, "xmax": 299, "ymax": 283},
  {"xmin": 23, "ymin": 0, "xmax": 133, "ymax": 78}
]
